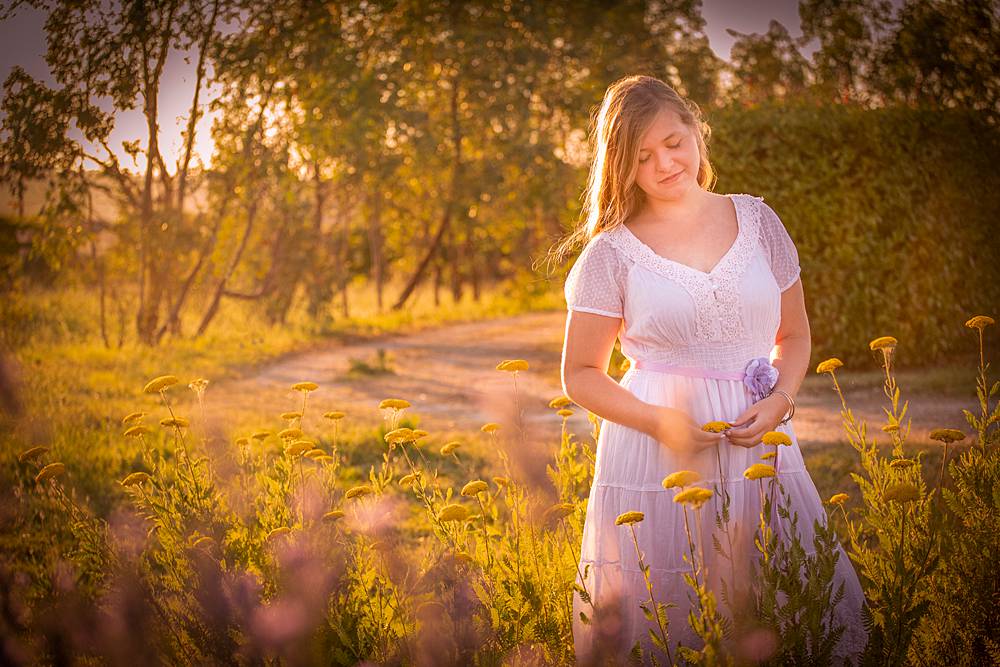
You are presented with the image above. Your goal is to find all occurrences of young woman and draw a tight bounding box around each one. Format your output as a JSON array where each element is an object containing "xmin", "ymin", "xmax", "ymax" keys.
[{"xmin": 558, "ymin": 75, "xmax": 866, "ymax": 663}]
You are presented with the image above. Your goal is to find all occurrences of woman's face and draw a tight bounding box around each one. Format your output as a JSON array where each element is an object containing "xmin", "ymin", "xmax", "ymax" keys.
[{"xmin": 633, "ymin": 107, "xmax": 701, "ymax": 201}]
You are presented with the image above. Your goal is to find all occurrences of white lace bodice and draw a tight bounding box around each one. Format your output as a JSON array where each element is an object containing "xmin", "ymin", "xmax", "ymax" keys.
[{"xmin": 563, "ymin": 193, "xmax": 802, "ymax": 372}]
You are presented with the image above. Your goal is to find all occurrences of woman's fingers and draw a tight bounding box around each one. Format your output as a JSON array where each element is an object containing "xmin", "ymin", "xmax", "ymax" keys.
[{"xmin": 725, "ymin": 427, "xmax": 762, "ymax": 448}]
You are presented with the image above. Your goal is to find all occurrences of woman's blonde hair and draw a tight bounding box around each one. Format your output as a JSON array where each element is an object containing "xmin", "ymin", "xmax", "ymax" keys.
[{"xmin": 547, "ymin": 75, "xmax": 716, "ymax": 267}]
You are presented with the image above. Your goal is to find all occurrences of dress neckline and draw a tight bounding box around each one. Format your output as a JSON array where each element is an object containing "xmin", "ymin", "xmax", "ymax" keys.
[{"xmin": 616, "ymin": 193, "xmax": 742, "ymax": 278}]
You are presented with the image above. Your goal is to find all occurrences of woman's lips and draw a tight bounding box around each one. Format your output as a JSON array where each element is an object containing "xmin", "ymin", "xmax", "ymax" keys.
[{"xmin": 659, "ymin": 170, "xmax": 683, "ymax": 184}]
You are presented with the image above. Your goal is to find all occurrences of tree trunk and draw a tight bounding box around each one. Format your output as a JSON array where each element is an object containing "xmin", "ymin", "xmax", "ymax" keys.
[
  {"xmin": 367, "ymin": 188, "xmax": 385, "ymax": 312},
  {"xmin": 176, "ymin": 0, "xmax": 219, "ymax": 213},
  {"xmin": 465, "ymin": 232, "xmax": 480, "ymax": 301},
  {"xmin": 196, "ymin": 193, "xmax": 261, "ymax": 336},
  {"xmin": 433, "ymin": 254, "xmax": 442, "ymax": 307},
  {"xmin": 135, "ymin": 2, "xmax": 180, "ymax": 345},
  {"xmin": 449, "ymin": 226, "xmax": 463, "ymax": 304},
  {"xmin": 392, "ymin": 77, "xmax": 462, "ymax": 310},
  {"xmin": 91, "ymin": 238, "xmax": 109, "ymax": 349}
]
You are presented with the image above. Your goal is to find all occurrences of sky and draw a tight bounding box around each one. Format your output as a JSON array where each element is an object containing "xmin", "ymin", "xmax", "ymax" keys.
[{"xmin": 0, "ymin": 1, "xmax": 817, "ymax": 172}]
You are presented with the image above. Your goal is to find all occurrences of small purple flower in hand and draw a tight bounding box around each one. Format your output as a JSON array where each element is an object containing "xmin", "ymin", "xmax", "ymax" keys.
[{"xmin": 744, "ymin": 357, "xmax": 779, "ymax": 402}]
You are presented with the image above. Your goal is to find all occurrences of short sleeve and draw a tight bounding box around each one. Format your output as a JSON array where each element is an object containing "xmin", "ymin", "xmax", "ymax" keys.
[
  {"xmin": 564, "ymin": 234, "xmax": 625, "ymax": 318},
  {"xmin": 757, "ymin": 200, "xmax": 801, "ymax": 292}
]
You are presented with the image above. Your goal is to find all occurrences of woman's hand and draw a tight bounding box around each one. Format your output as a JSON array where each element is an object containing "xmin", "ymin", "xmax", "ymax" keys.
[
  {"xmin": 650, "ymin": 405, "xmax": 724, "ymax": 456},
  {"xmin": 725, "ymin": 394, "xmax": 790, "ymax": 448}
]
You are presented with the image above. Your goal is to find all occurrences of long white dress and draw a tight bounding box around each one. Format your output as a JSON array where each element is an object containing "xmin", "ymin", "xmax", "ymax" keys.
[{"xmin": 565, "ymin": 193, "xmax": 867, "ymax": 664}]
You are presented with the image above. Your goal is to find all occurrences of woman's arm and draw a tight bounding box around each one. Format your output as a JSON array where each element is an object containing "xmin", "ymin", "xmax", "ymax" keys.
[
  {"xmin": 726, "ymin": 277, "xmax": 811, "ymax": 447},
  {"xmin": 561, "ymin": 310, "xmax": 723, "ymax": 454}
]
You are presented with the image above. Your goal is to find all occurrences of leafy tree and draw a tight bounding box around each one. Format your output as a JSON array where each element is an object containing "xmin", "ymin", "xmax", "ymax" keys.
[
  {"xmin": 727, "ymin": 19, "xmax": 812, "ymax": 106},
  {"xmin": 873, "ymin": 0, "xmax": 1000, "ymax": 124},
  {"xmin": 798, "ymin": 0, "xmax": 896, "ymax": 105}
]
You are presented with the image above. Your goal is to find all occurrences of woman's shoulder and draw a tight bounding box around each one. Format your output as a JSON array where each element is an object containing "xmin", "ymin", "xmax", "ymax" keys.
[{"xmin": 566, "ymin": 227, "xmax": 632, "ymax": 276}]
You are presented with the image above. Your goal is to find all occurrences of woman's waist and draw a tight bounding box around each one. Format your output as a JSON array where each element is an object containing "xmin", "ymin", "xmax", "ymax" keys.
[
  {"xmin": 621, "ymin": 343, "xmax": 775, "ymax": 375},
  {"xmin": 625, "ymin": 355, "xmax": 780, "ymax": 397}
]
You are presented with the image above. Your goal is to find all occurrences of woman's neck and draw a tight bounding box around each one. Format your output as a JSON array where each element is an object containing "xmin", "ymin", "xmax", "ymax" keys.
[{"xmin": 635, "ymin": 188, "xmax": 709, "ymax": 227}]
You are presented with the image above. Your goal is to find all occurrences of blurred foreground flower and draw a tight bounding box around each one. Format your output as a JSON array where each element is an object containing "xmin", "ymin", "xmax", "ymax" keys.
[
  {"xmin": 744, "ymin": 464, "xmax": 776, "ymax": 481},
  {"xmin": 143, "ymin": 375, "xmax": 179, "ymax": 394},
  {"xmin": 615, "ymin": 511, "xmax": 644, "ymax": 526},
  {"xmin": 496, "ymin": 359, "xmax": 529, "ymax": 372},
  {"xmin": 816, "ymin": 358, "xmax": 843, "ymax": 374},
  {"xmin": 673, "ymin": 487, "xmax": 713, "ymax": 509},
  {"xmin": 662, "ymin": 470, "xmax": 701, "ymax": 489}
]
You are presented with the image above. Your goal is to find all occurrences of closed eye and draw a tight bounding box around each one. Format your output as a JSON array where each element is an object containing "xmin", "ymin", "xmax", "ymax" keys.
[{"xmin": 639, "ymin": 142, "xmax": 681, "ymax": 163}]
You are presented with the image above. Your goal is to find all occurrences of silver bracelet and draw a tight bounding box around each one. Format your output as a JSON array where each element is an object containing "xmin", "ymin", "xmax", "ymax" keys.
[{"xmin": 769, "ymin": 389, "xmax": 795, "ymax": 424}]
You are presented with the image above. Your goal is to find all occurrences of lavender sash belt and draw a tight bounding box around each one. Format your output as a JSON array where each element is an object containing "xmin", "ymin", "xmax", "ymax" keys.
[
  {"xmin": 631, "ymin": 357, "xmax": 779, "ymax": 402},
  {"xmin": 632, "ymin": 360, "xmax": 743, "ymax": 381}
]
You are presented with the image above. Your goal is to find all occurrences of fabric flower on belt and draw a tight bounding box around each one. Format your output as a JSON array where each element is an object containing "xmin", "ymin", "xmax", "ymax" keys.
[{"xmin": 743, "ymin": 357, "xmax": 779, "ymax": 402}]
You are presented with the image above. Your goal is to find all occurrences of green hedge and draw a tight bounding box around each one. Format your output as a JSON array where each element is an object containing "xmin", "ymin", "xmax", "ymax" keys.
[{"xmin": 709, "ymin": 102, "xmax": 1000, "ymax": 366}]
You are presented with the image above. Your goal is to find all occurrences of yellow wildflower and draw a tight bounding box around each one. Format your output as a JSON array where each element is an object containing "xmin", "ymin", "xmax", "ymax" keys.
[
  {"xmin": 815, "ymin": 358, "xmax": 843, "ymax": 374},
  {"xmin": 191, "ymin": 535, "xmax": 214, "ymax": 549},
  {"xmin": 548, "ymin": 396, "xmax": 572, "ymax": 409},
  {"xmin": 673, "ymin": 487, "xmax": 714, "ymax": 509},
  {"xmin": 34, "ymin": 462, "xmax": 66, "ymax": 484},
  {"xmin": 121, "ymin": 411, "xmax": 146, "ymax": 425},
  {"xmin": 411, "ymin": 429, "xmax": 430, "ymax": 440},
  {"xmin": 286, "ymin": 440, "xmax": 314, "ymax": 457},
  {"xmin": 461, "ymin": 480, "xmax": 488, "ymax": 497},
  {"xmin": 701, "ymin": 421, "xmax": 732, "ymax": 433},
  {"xmin": 252, "ymin": 431, "xmax": 271, "ymax": 441},
  {"xmin": 828, "ymin": 493, "xmax": 849, "ymax": 505},
  {"xmin": 929, "ymin": 428, "xmax": 966, "ymax": 444},
  {"xmin": 159, "ymin": 417, "xmax": 189, "ymax": 428},
  {"xmin": 869, "ymin": 336, "xmax": 897, "ymax": 351},
  {"xmin": 304, "ymin": 448, "xmax": 326, "ymax": 459},
  {"xmin": 889, "ymin": 458, "xmax": 916, "ymax": 469},
  {"xmin": 615, "ymin": 511, "xmax": 645, "ymax": 526},
  {"xmin": 496, "ymin": 359, "xmax": 529, "ymax": 372},
  {"xmin": 323, "ymin": 411, "xmax": 346, "ymax": 421},
  {"xmin": 744, "ymin": 463, "xmax": 777, "ymax": 481},
  {"xmin": 762, "ymin": 431, "xmax": 792, "ymax": 447},
  {"xmin": 280, "ymin": 411, "xmax": 303, "ymax": 421},
  {"xmin": 379, "ymin": 398, "xmax": 410, "ymax": 410},
  {"xmin": 323, "ymin": 510, "xmax": 345, "ymax": 521},
  {"xmin": 345, "ymin": 484, "xmax": 374, "ymax": 500},
  {"xmin": 884, "ymin": 482, "xmax": 919, "ymax": 503},
  {"xmin": 481, "ymin": 423, "xmax": 500, "ymax": 434},
  {"xmin": 438, "ymin": 503, "xmax": 471, "ymax": 522},
  {"xmin": 557, "ymin": 408, "xmax": 574, "ymax": 418},
  {"xmin": 291, "ymin": 382, "xmax": 319, "ymax": 392},
  {"xmin": 315, "ymin": 455, "xmax": 335, "ymax": 464},
  {"xmin": 121, "ymin": 472, "xmax": 151, "ymax": 487},
  {"xmin": 761, "ymin": 451, "xmax": 777, "ymax": 460},
  {"xmin": 278, "ymin": 427, "xmax": 304, "ymax": 440},
  {"xmin": 543, "ymin": 503, "xmax": 576, "ymax": 521},
  {"xmin": 17, "ymin": 446, "xmax": 49, "ymax": 463},
  {"xmin": 441, "ymin": 441, "xmax": 461, "ymax": 456},
  {"xmin": 384, "ymin": 427, "xmax": 415, "ymax": 445},
  {"xmin": 965, "ymin": 315, "xmax": 995, "ymax": 331},
  {"xmin": 188, "ymin": 378, "xmax": 209, "ymax": 396},
  {"xmin": 123, "ymin": 424, "xmax": 152, "ymax": 438},
  {"xmin": 493, "ymin": 476, "xmax": 510, "ymax": 487},
  {"xmin": 143, "ymin": 375, "xmax": 179, "ymax": 394},
  {"xmin": 266, "ymin": 526, "xmax": 291, "ymax": 541},
  {"xmin": 662, "ymin": 470, "xmax": 701, "ymax": 489}
]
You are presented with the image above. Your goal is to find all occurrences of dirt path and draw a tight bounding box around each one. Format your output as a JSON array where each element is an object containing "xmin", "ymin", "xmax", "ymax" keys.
[{"xmin": 207, "ymin": 311, "xmax": 976, "ymax": 449}]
